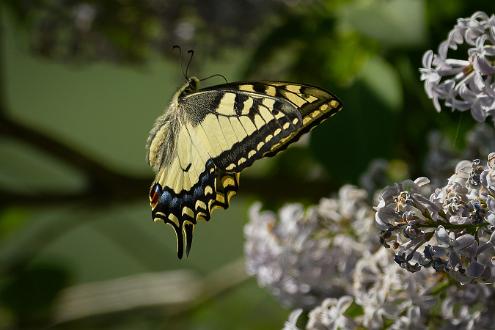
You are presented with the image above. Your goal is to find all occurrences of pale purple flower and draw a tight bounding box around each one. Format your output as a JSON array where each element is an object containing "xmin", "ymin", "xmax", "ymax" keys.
[
  {"xmin": 420, "ymin": 11, "xmax": 495, "ymax": 123},
  {"xmin": 352, "ymin": 248, "xmax": 434, "ymax": 329},
  {"xmin": 375, "ymin": 154, "xmax": 495, "ymax": 283},
  {"xmin": 283, "ymin": 297, "xmax": 357, "ymax": 330},
  {"xmin": 283, "ymin": 309, "xmax": 304, "ymax": 330},
  {"xmin": 440, "ymin": 284, "xmax": 495, "ymax": 330},
  {"xmin": 306, "ymin": 296, "xmax": 357, "ymax": 330},
  {"xmin": 245, "ymin": 185, "xmax": 378, "ymax": 309},
  {"xmin": 245, "ymin": 197, "xmax": 367, "ymax": 308},
  {"xmin": 280, "ymin": 242, "xmax": 495, "ymax": 330},
  {"xmin": 388, "ymin": 307, "xmax": 425, "ymax": 330}
]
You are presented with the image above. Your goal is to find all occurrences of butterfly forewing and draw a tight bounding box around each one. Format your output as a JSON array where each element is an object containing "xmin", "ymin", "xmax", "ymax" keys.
[{"xmin": 147, "ymin": 79, "xmax": 342, "ymax": 258}]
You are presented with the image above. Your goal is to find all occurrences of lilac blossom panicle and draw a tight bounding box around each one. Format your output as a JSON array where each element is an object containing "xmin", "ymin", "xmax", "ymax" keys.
[
  {"xmin": 283, "ymin": 297, "xmax": 357, "ymax": 330},
  {"xmin": 440, "ymin": 284, "xmax": 495, "ymax": 330},
  {"xmin": 420, "ymin": 11, "xmax": 495, "ymax": 123},
  {"xmin": 244, "ymin": 185, "xmax": 376, "ymax": 309},
  {"xmin": 282, "ymin": 248, "xmax": 495, "ymax": 330},
  {"xmin": 375, "ymin": 153, "xmax": 495, "ymax": 284},
  {"xmin": 351, "ymin": 248, "xmax": 435, "ymax": 329},
  {"xmin": 252, "ymin": 156, "xmax": 495, "ymax": 329}
]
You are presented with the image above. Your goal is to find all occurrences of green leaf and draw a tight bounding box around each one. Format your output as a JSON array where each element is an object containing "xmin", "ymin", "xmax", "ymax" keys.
[
  {"xmin": 343, "ymin": 300, "xmax": 364, "ymax": 318},
  {"xmin": 0, "ymin": 208, "xmax": 30, "ymax": 241},
  {"xmin": 324, "ymin": 31, "xmax": 371, "ymax": 86},
  {"xmin": 360, "ymin": 56, "xmax": 403, "ymax": 111},
  {"xmin": 0, "ymin": 263, "xmax": 71, "ymax": 327}
]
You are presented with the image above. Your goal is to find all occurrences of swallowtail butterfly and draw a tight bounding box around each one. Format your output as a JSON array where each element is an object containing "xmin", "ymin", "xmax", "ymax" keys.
[{"xmin": 147, "ymin": 77, "xmax": 342, "ymax": 258}]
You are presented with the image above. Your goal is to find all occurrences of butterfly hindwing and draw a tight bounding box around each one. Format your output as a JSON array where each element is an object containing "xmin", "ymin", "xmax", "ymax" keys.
[
  {"xmin": 150, "ymin": 159, "xmax": 239, "ymax": 258},
  {"xmin": 147, "ymin": 79, "xmax": 342, "ymax": 258}
]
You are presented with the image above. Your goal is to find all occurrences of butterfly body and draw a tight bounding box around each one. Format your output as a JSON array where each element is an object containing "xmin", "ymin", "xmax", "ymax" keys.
[{"xmin": 147, "ymin": 77, "xmax": 342, "ymax": 258}]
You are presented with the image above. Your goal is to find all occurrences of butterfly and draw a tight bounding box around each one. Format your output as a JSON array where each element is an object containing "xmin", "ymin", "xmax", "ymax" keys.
[{"xmin": 146, "ymin": 77, "xmax": 342, "ymax": 258}]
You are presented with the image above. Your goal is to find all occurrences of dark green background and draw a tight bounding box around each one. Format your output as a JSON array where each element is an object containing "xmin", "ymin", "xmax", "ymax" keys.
[{"xmin": 1, "ymin": 1, "xmax": 493, "ymax": 329}]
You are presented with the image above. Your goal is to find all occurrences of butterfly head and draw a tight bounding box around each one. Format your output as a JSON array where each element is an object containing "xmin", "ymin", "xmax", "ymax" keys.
[{"xmin": 178, "ymin": 76, "xmax": 200, "ymax": 98}]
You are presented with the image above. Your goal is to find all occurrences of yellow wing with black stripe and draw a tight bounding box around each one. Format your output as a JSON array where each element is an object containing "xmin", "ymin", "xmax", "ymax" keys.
[{"xmin": 146, "ymin": 77, "xmax": 342, "ymax": 258}]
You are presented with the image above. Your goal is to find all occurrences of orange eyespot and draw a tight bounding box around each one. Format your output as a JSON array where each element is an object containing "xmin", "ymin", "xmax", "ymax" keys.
[{"xmin": 149, "ymin": 183, "xmax": 162, "ymax": 209}]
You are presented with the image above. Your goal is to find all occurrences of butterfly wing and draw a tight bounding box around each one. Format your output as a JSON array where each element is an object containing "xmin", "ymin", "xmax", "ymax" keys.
[
  {"xmin": 148, "ymin": 81, "xmax": 342, "ymax": 258},
  {"xmin": 188, "ymin": 81, "xmax": 343, "ymax": 169}
]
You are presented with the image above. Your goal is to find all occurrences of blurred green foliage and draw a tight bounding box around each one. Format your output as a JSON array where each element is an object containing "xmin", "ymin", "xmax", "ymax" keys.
[
  {"xmin": 1, "ymin": 263, "xmax": 70, "ymax": 328},
  {"xmin": 1, "ymin": 0, "xmax": 494, "ymax": 329}
]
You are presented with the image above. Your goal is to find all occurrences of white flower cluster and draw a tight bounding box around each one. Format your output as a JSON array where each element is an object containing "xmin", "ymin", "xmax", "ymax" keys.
[
  {"xmin": 420, "ymin": 11, "xmax": 495, "ymax": 122},
  {"xmin": 246, "ymin": 159, "xmax": 495, "ymax": 329},
  {"xmin": 376, "ymin": 153, "xmax": 495, "ymax": 284},
  {"xmin": 283, "ymin": 248, "xmax": 435, "ymax": 330},
  {"xmin": 283, "ymin": 248, "xmax": 495, "ymax": 330},
  {"xmin": 244, "ymin": 185, "xmax": 375, "ymax": 309}
]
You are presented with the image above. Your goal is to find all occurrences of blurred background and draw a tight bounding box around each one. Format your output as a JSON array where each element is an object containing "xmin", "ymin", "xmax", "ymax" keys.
[{"xmin": 0, "ymin": 0, "xmax": 493, "ymax": 329}]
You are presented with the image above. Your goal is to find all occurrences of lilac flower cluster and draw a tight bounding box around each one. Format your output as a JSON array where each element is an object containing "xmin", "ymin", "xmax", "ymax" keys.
[
  {"xmin": 283, "ymin": 248, "xmax": 495, "ymax": 330},
  {"xmin": 244, "ymin": 185, "xmax": 376, "ymax": 309},
  {"xmin": 420, "ymin": 11, "xmax": 495, "ymax": 122},
  {"xmin": 283, "ymin": 296, "xmax": 356, "ymax": 330},
  {"xmin": 440, "ymin": 283, "xmax": 495, "ymax": 329},
  {"xmin": 376, "ymin": 153, "xmax": 495, "ymax": 284},
  {"xmin": 283, "ymin": 248, "xmax": 436, "ymax": 330},
  {"xmin": 246, "ymin": 156, "xmax": 495, "ymax": 329}
]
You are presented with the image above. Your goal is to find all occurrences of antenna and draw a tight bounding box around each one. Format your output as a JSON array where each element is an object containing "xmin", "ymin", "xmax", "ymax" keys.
[
  {"xmin": 200, "ymin": 74, "xmax": 229, "ymax": 84},
  {"xmin": 172, "ymin": 45, "xmax": 187, "ymax": 80},
  {"xmin": 185, "ymin": 50, "xmax": 194, "ymax": 79}
]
